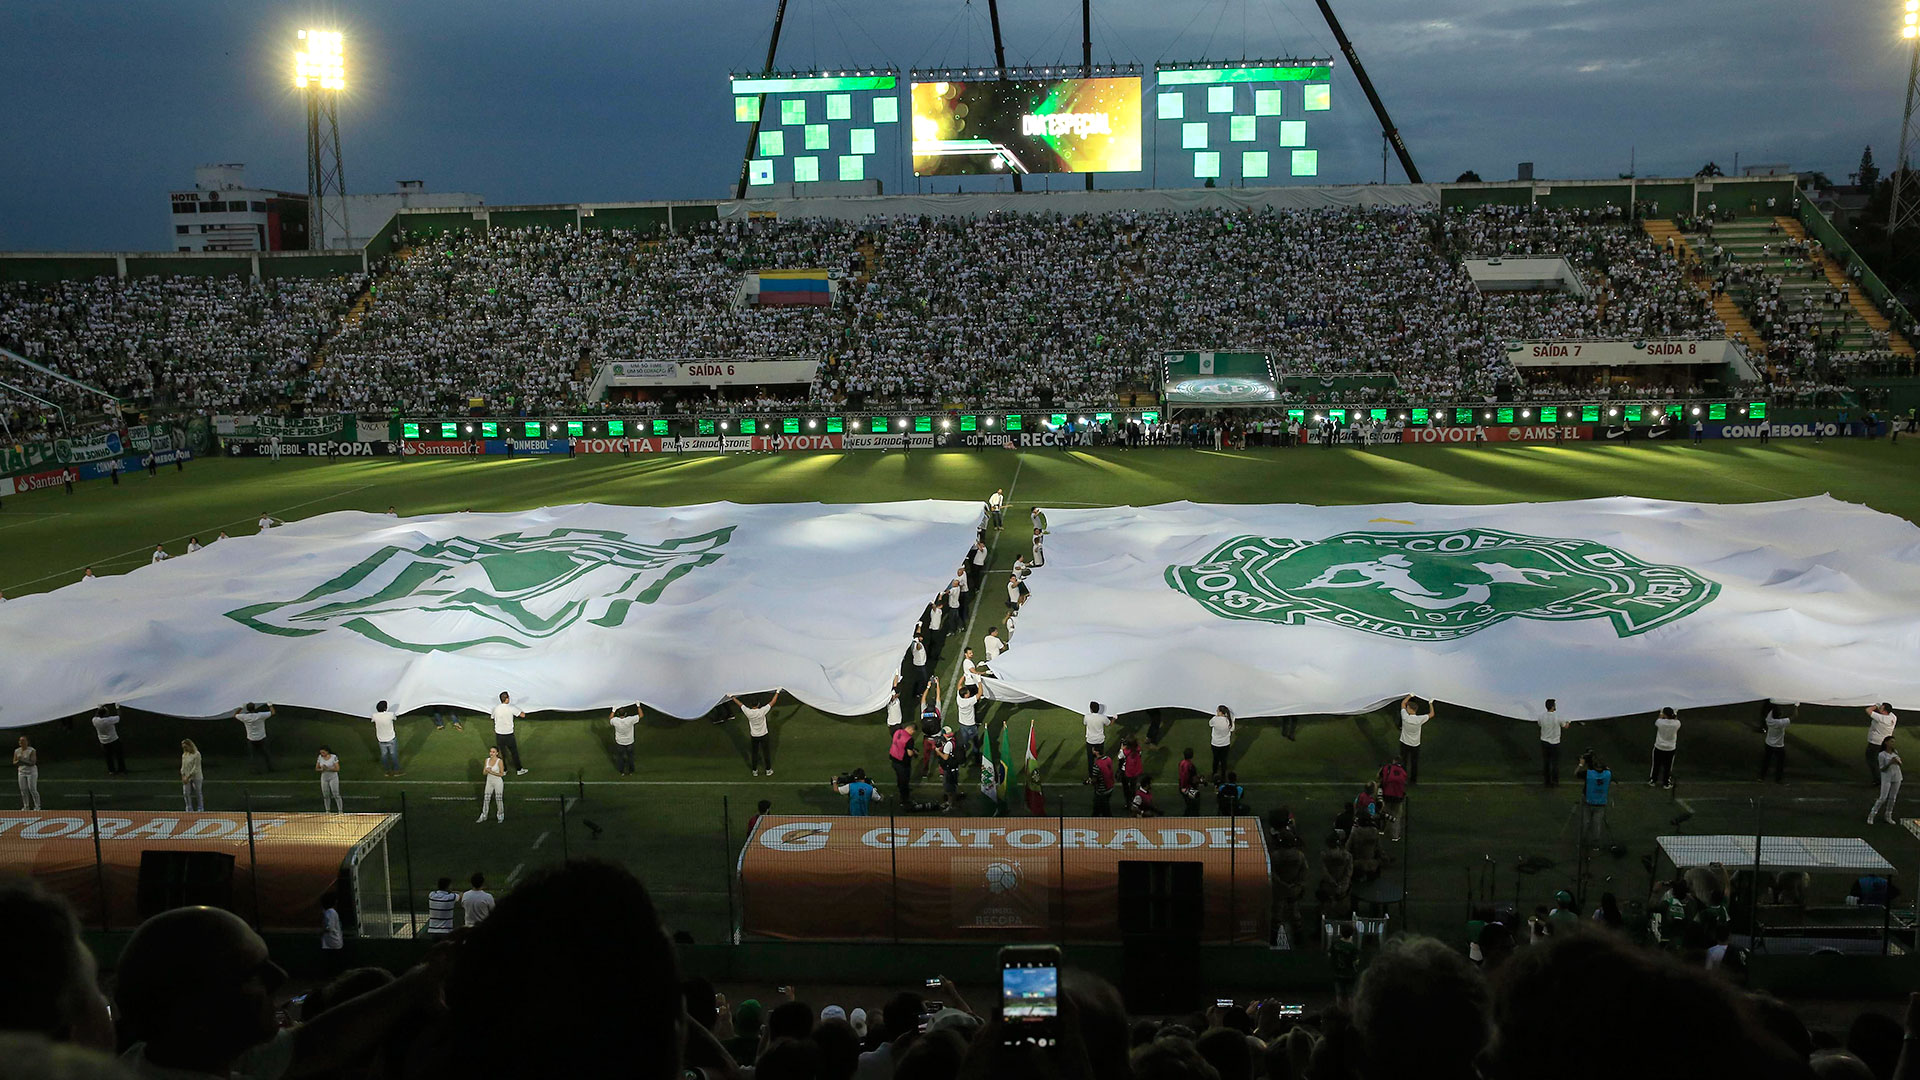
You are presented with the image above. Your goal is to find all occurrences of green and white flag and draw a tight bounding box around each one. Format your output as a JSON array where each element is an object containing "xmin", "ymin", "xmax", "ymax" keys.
[
  {"xmin": 987, "ymin": 497, "xmax": 1920, "ymax": 720},
  {"xmin": 0, "ymin": 502, "xmax": 981, "ymax": 725}
]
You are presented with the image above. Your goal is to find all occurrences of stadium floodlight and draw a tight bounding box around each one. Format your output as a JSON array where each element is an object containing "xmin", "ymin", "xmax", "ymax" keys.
[
  {"xmin": 986, "ymin": 417, "xmax": 996, "ymax": 427},
  {"xmin": 1609, "ymin": 408, "xmax": 1619, "ymax": 417},
  {"xmin": 294, "ymin": 29, "xmax": 345, "ymax": 90},
  {"xmin": 296, "ymin": 30, "xmax": 350, "ymax": 250},
  {"xmin": 897, "ymin": 419, "xmax": 907, "ymax": 429},
  {"xmin": 1692, "ymin": 407, "xmax": 1702, "ymax": 415},
  {"xmin": 720, "ymin": 421, "xmax": 730, "ymax": 430},
  {"xmin": 1483, "ymin": 411, "xmax": 1493, "ymax": 420},
  {"xmin": 548, "ymin": 424, "xmax": 558, "ymax": 432},
  {"xmin": 1908, "ymin": 0, "xmax": 1919, "ymax": 38},
  {"xmin": 808, "ymin": 419, "xmax": 817, "ymax": 428},
  {"xmin": 1521, "ymin": 410, "xmax": 1531, "ymax": 419},
  {"xmin": 941, "ymin": 419, "xmax": 951, "ymax": 429}
]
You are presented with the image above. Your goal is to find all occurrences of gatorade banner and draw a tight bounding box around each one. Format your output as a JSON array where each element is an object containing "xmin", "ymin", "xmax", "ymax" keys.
[
  {"xmin": 0, "ymin": 501, "xmax": 982, "ymax": 724},
  {"xmin": 987, "ymin": 497, "xmax": 1920, "ymax": 720},
  {"xmin": 740, "ymin": 816, "xmax": 1270, "ymax": 942}
]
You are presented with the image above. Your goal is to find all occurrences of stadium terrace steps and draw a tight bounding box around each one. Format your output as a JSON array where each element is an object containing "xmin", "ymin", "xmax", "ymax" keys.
[
  {"xmin": 313, "ymin": 243, "xmax": 421, "ymax": 378},
  {"xmin": 1643, "ymin": 219, "xmax": 1765, "ymax": 355},
  {"xmin": 1685, "ymin": 219, "xmax": 1910, "ymax": 363},
  {"xmin": 1776, "ymin": 217, "xmax": 1915, "ymax": 357}
]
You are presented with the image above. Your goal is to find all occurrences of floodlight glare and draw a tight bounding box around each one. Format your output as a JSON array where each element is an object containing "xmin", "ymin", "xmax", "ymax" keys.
[
  {"xmin": 985, "ymin": 417, "xmax": 996, "ymax": 427},
  {"xmin": 1692, "ymin": 407, "xmax": 1702, "ymax": 415},
  {"xmin": 295, "ymin": 29, "xmax": 345, "ymax": 90},
  {"xmin": 1608, "ymin": 408, "xmax": 1618, "ymax": 416},
  {"xmin": 897, "ymin": 419, "xmax": 907, "ymax": 429},
  {"xmin": 808, "ymin": 419, "xmax": 817, "ymax": 428},
  {"xmin": 1521, "ymin": 410, "xmax": 1531, "ymax": 418},
  {"xmin": 464, "ymin": 424, "xmax": 473, "ymax": 433}
]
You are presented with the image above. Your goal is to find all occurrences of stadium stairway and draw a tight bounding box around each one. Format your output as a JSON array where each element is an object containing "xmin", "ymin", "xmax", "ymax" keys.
[
  {"xmin": 1777, "ymin": 217, "xmax": 1915, "ymax": 358},
  {"xmin": 1642, "ymin": 219, "xmax": 1766, "ymax": 355},
  {"xmin": 312, "ymin": 241, "xmax": 420, "ymax": 376},
  {"xmin": 1688, "ymin": 219, "xmax": 1912, "ymax": 364}
]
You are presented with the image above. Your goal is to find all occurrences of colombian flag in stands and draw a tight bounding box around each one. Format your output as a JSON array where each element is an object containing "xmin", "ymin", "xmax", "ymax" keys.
[{"xmin": 750, "ymin": 269, "xmax": 833, "ymax": 307}]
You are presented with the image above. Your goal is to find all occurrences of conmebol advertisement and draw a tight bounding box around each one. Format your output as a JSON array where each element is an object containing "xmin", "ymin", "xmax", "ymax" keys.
[{"xmin": 912, "ymin": 77, "xmax": 1142, "ymax": 175}]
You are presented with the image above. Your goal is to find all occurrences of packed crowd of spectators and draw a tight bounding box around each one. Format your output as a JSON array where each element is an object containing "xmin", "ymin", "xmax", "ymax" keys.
[
  {"xmin": 0, "ymin": 202, "xmax": 1855, "ymax": 429},
  {"xmin": 4, "ymin": 863, "xmax": 1914, "ymax": 1080},
  {"xmin": 0, "ymin": 275, "xmax": 360, "ymax": 434}
]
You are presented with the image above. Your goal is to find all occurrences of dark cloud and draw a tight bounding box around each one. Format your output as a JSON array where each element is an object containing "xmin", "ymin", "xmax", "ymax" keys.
[{"xmin": 0, "ymin": 0, "xmax": 1899, "ymax": 250}]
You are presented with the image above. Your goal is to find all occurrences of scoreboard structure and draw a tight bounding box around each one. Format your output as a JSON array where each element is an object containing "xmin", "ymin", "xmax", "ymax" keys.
[
  {"xmin": 729, "ymin": 60, "xmax": 1339, "ymax": 191},
  {"xmin": 1153, "ymin": 61, "xmax": 1334, "ymax": 182},
  {"xmin": 733, "ymin": 70, "xmax": 901, "ymax": 188}
]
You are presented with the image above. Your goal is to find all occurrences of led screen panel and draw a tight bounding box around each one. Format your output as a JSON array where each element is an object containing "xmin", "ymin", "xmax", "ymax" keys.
[{"xmin": 911, "ymin": 77, "xmax": 1142, "ymax": 175}]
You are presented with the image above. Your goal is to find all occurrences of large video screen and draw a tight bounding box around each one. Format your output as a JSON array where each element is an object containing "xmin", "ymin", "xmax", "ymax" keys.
[{"xmin": 911, "ymin": 77, "xmax": 1141, "ymax": 176}]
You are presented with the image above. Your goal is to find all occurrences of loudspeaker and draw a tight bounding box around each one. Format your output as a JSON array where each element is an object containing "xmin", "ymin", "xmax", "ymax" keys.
[
  {"xmin": 137, "ymin": 850, "xmax": 236, "ymax": 919},
  {"xmin": 1117, "ymin": 861, "xmax": 1205, "ymax": 1013},
  {"xmin": 1117, "ymin": 861, "xmax": 1204, "ymax": 934}
]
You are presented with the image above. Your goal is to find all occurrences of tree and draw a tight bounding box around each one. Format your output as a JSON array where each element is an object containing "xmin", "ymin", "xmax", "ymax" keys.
[
  {"xmin": 1455, "ymin": 170, "xmax": 1483, "ymax": 183},
  {"xmin": 1857, "ymin": 145, "xmax": 1880, "ymax": 189},
  {"xmin": 1695, "ymin": 161, "xmax": 1725, "ymax": 178}
]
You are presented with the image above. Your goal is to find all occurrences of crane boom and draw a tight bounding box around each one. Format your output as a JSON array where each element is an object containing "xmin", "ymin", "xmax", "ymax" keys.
[{"xmin": 1312, "ymin": 0, "xmax": 1421, "ymax": 183}]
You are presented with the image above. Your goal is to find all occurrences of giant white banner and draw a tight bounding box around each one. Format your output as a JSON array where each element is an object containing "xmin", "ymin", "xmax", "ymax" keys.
[
  {"xmin": 0, "ymin": 502, "xmax": 980, "ymax": 726},
  {"xmin": 988, "ymin": 497, "xmax": 1920, "ymax": 720}
]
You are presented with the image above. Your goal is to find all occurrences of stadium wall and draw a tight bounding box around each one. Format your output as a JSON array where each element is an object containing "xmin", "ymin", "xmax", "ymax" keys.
[{"xmin": 1441, "ymin": 175, "xmax": 1797, "ymax": 216}]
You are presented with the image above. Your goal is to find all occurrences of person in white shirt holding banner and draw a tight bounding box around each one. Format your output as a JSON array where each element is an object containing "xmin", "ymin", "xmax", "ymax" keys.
[
  {"xmin": 1536, "ymin": 699, "xmax": 1567, "ymax": 787},
  {"xmin": 608, "ymin": 703, "xmax": 643, "ymax": 776},
  {"xmin": 1760, "ymin": 702, "xmax": 1794, "ymax": 784},
  {"xmin": 729, "ymin": 691, "xmax": 781, "ymax": 776},
  {"xmin": 1649, "ymin": 707, "xmax": 1681, "ymax": 789},
  {"xmin": 94, "ymin": 705, "xmax": 127, "ymax": 774},
  {"xmin": 1209, "ymin": 706, "xmax": 1236, "ymax": 783},
  {"xmin": 235, "ymin": 703, "xmax": 274, "ymax": 772},
  {"xmin": 478, "ymin": 747, "xmax": 507, "ymax": 823},
  {"xmin": 150, "ymin": 544, "xmax": 169, "ymax": 565},
  {"xmin": 371, "ymin": 701, "xmax": 401, "ymax": 776},
  {"xmin": 1082, "ymin": 702, "xmax": 1113, "ymax": 785},
  {"xmin": 1868, "ymin": 736, "xmax": 1902, "ymax": 825},
  {"xmin": 1865, "ymin": 704, "xmax": 1898, "ymax": 787},
  {"xmin": 316, "ymin": 746, "xmax": 343, "ymax": 813},
  {"xmin": 492, "ymin": 691, "xmax": 528, "ymax": 774},
  {"xmin": 1398, "ymin": 697, "xmax": 1432, "ymax": 784},
  {"xmin": 955, "ymin": 682, "xmax": 983, "ymax": 771}
]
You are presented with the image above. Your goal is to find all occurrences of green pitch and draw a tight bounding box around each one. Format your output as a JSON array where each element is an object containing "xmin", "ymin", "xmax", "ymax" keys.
[{"xmin": 4, "ymin": 440, "xmax": 1918, "ymax": 942}]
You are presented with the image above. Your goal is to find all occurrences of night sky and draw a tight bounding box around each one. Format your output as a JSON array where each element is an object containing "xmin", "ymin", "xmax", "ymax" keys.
[{"xmin": 0, "ymin": 0, "xmax": 1903, "ymax": 250}]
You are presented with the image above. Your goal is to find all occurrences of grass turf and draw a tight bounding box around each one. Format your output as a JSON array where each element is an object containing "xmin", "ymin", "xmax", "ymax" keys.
[{"xmin": 3, "ymin": 439, "xmax": 1918, "ymax": 943}]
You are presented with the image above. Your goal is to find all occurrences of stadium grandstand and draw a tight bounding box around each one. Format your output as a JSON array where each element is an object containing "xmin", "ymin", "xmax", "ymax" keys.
[{"xmin": 4, "ymin": 7, "xmax": 1920, "ymax": 1080}]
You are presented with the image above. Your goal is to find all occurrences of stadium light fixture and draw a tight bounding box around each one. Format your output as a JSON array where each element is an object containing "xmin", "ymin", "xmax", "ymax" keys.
[
  {"xmin": 986, "ymin": 417, "xmax": 996, "ymax": 427},
  {"xmin": 1907, "ymin": 0, "xmax": 1919, "ymax": 38},
  {"xmin": 808, "ymin": 419, "xmax": 817, "ymax": 429},
  {"xmin": 897, "ymin": 419, "xmax": 907, "ymax": 429},
  {"xmin": 1692, "ymin": 407, "xmax": 1702, "ymax": 415},
  {"xmin": 1484, "ymin": 411, "xmax": 1493, "ymax": 420},
  {"xmin": 720, "ymin": 421, "xmax": 730, "ymax": 430},
  {"xmin": 942, "ymin": 419, "xmax": 951, "ymax": 429},
  {"xmin": 1608, "ymin": 408, "xmax": 1618, "ymax": 417},
  {"xmin": 548, "ymin": 424, "xmax": 557, "ymax": 433},
  {"xmin": 1521, "ymin": 410, "xmax": 1531, "ymax": 418},
  {"xmin": 464, "ymin": 424, "xmax": 473, "ymax": 433},
  {"xmin": 295, "ymin": 29, "xmax": 345, "ymax": 90}
]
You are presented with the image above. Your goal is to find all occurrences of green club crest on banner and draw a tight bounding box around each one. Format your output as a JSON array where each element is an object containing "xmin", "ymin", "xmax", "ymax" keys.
[
  {"xmin": 1165, "ymin": 529, "xmax": 1718, "ymax": 641},
  {"xmin": 228, "ymin": 526, "xmax": 734, "ymax": 652}
]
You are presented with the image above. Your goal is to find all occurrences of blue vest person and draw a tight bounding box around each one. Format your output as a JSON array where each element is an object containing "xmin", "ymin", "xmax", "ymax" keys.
[
  {"xmin": 1575, "ymin": 752, "xmax": 1612, "ymax": 847},
  {"xmin": 833, "ymin": 768, "xmax": 877, "ymax": 816}
]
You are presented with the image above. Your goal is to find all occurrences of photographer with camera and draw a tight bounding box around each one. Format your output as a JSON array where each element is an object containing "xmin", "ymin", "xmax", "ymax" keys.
[
  {"xmin": 831, "ymin": 768, "xmax": 879, "ymax": 816},
  {"xmin": 1575, "ymin": 749, "xmax": 1612, "ymax": 846}
]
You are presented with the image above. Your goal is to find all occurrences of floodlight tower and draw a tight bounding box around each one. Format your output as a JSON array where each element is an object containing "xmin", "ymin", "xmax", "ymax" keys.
[{"xmin": 296, "ymin": 29, "xmax": 351, "ymax": 249}]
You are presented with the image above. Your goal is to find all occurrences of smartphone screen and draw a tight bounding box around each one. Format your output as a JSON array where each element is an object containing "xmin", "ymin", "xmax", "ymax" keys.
[{"xmin": 1000, "ymin": 945, "xmax": 1060, "ymax": 1046}]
